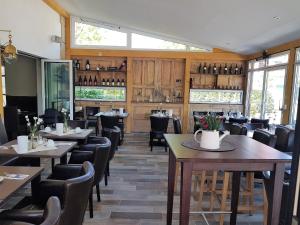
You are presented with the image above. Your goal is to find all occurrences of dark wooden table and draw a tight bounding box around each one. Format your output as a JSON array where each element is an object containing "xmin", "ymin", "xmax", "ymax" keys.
[
  {"xmin": 164, "ymin": 134, "xmax": 292, "ymax": 225},
  {"xmin": 0, "ymin": 140, "xmax": 77, "ymax": 166},
  {"xmin": 0, "ymin": 166, "xmax": 43, "ymax": 207}
]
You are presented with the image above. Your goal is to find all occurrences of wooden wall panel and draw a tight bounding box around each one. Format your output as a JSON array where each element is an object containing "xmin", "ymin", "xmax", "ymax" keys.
[{"xmin": 132, "ymin": 60, "xmax": 143, "ymax": 86}]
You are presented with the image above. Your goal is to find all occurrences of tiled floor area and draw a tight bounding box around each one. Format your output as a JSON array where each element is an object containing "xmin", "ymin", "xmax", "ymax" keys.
[{"xmin": 3, "ymin": 133, "xmax": 265, "ymax": 225}]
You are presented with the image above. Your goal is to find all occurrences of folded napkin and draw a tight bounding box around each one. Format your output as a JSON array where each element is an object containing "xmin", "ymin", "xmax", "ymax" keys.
[{"xmin": 12, "ymin": 145, "xmax": 57, "ymax": 154}]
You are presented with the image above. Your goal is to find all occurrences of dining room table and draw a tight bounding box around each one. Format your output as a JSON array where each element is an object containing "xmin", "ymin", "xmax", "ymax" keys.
[
  {"xmin": 39, "ymin": 128, "xmax": 93, "ymax": 143},
  {"xmin": 0, "ymin": 166, "xmax": 43, "ymax": 207},
  {"xmin": 164, "ymin": 134, "xmax": 292, "ymax": 225}
]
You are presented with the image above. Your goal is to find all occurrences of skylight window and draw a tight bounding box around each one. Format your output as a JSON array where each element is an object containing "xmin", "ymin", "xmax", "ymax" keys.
[
  {"xmin": 74, "ymin": 21, "xmax": 127, "ymax": 47},
  {"xmin": 131, "ymin": 33, "xmax": 186, "ymax": 50}
]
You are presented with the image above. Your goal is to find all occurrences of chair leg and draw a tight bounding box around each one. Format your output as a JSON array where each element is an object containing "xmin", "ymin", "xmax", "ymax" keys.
[
  {"xmin": 263, "ymin": 182, "xmax": 268, "ymax": 225},
  {"xmin": 105, "ymin": 170, "xmax": 108, "ymax": 186},
  {"xmin": 96, "ymin": 183, "xmax": 101, "ymax": 202},
  {"xmin": 107, "ymin": 162, "xmax": 110, "ymax": 176},
  {"xmin": 209, "ymin": 171, "xmax": 218, "ymax": 211},
  {"xmin": 198, "ymin": 171, "xmax": 207, "ymax": 210},
  {"xmin": 89, "ymin": 189, "xmax": 93, "ymax": 218},
  {"xmin": 219, "ymin": 172, "xmax": 230, "ymax": 225},
  {"xmin": 248, "ymin": 172, "xmax": 254, "ymax": 215}
]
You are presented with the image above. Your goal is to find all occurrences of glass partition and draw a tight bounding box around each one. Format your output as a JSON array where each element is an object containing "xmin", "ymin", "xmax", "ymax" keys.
[
  {"xmin": 75, "ymin": 86, "xmax": 126, "ymax": 102},
  {"xmin": 189, "ymin": 89, "xmax": 243, "ymax": 104}
]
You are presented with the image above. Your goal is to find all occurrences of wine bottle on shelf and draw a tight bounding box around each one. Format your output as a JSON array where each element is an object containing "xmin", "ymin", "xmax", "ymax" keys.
[
  {"xmin": 198, "ymin": 63, "xmax": 202, "ymax": 74},
  {"xmin": 85, "ymin": 60, "xmax": 90, "ymax": 70},
  {"xmin": 76, "ymin": 59, "xmax": 80, "ymax": 70},
  {"xmin": 239, "ymin": 65, "xmax": 244, "ymax": 75},
  {"xmin": 111, "ymin": 78, "xmax": 115, "ymax": 86},
  {"xmin": 229, "ymin": 64, "xmax": 233, "ymax": 75},
  {"xmin": 213, "ymin": 63, "xmax": 217, "ymax": 75},
  {"xmin": 94, "ymin": 76, "xmax": 97, "ymax": 86},
  {"xmin": 78, "ymin": 75, "xmax": 83, "ymax": 86},
  {"xmin": 207, "ymin": 64, "xmax": 212, "ymax": 74},
  {"xmin": 102, "ymin": 78, "xmax": 106, "ymax": 86},
  {"xmin": 234, "ymin": 64, "xmax": 239, "ymax": 75},
  {"xmin": 96, "ymin": 65, "xmax": 100, "ymax": 71},
  {"xmin": 119, "ymin": 60, "xmax": 127, "ymax": 70},
  {"xmin": 83, "ymin": 76, "xmax": 87, "ymax": 86},
  {"xmin": 190, "ymin": 78, "xmax": 193, "ymax": 89},
  {"xmin": 218, "ymin": 64, "xmax": 222, "ymax": 74},
  {"xmin": 224, "ymin": 64, "xmax": 228, "ymax": 75},
  {"xmin": 121, "ymin": 79, "xmax": 125, "ymax": 86},
  {"xmin": 117, "ymin": 78, "xmax": 120, "ymax": 86},
  {"xmin": 203, "ymin": 63, "xmax": 207, "ymax": 74},
  {"xmin": 106, "ymin": 79, "xmax": 110, "ymax": 86},
  {"xmin": 88, "ymin": 76, "xmax": 93, "ymax": 86}
]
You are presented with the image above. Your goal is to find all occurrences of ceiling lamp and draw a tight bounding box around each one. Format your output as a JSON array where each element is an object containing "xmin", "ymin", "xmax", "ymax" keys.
[{"xmin": 0, "ymin": 30, "xmax": 17, "ymax": 64}]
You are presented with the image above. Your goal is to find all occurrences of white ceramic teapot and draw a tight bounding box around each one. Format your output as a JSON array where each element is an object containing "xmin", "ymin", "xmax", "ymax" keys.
[{"xmin": 194, "ymin": 130, "xmax": 229, "ymax": 149}]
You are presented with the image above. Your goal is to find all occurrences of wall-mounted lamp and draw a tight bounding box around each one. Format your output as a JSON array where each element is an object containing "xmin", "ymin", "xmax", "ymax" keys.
[{"xmin": 0, "ymin": 30, "xmax": 17, "ymax": 64}]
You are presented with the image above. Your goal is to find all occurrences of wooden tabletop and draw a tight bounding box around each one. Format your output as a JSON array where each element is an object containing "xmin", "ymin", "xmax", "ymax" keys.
[
  {"xmin": 164, "ymin": 134, "xmax": 292, "ymax": 163},
  {"xmin": 0, "ymin": 141, "xmax": 76, "ymax": 158},
  {"xmin": 39, "ymin": 129, "xmax": 93, "ymax": 140},
  {"xmin": 95, "ymin": 112, "xmax": 129, "ymax": 118},
  {"xmin": 0, "ymin": 166, "xmax": 43, "ymax": 207}
]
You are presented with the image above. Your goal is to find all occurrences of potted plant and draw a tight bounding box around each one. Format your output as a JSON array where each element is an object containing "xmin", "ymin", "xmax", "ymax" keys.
[
  {"xmin": 61, "ymin": 108, "xmax": 69, "ymax": 132},
  {"xmin": 194, "ymin": 115, "xmax": 229, "ymax": 149}
]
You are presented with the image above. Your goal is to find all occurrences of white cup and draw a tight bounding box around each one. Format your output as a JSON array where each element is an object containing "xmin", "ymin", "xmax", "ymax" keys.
[
  {"xmin": 47, "ymin": 139, "xmax": 55, "ymax": 148},
  {"xmin": 56, "ymin": 123, "xmax": 64, "ymax": 135},
  {"xmin": 17, "ymin": 136, "xmax": 28, "ymax": 152},
  {"xmin": 44, "ymin": 126, "xmax": 51, "ymax": 132},
  {"xmin": 75, "ymin": 127, "xmax": 82, "ymax": 133},
  {"xmin": 119, "ymin": 108, "xmax": 124, "ymax": 114}
]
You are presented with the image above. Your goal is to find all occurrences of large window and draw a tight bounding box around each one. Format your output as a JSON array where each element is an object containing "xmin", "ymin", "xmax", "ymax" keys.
[
  {"xmin": 290, "ymin": 48, "xmax": 300, "ymax": 124},
  {"xmin": 247, "ymin": 51, "xmax": 289, "ymax": 124},
  {"xmin": 190, "ymin": 89, "xmax": 243, "ymax": 104},
  {"xmin": 71, "ymin": 17, "xmax": 209, "ymax": 52}
]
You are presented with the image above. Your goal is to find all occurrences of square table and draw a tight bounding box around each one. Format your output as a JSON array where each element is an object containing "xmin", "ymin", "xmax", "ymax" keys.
[
  {"xmin": 164, "ymin": 134, "xmax": 292, "ymax": 225},
  {"xmin": 0, "ymin": 166, "xmax": 43, "ymax": 207},
  {"xmin": 0, "ymin": 140, "xmax": 77, "ymax": 166},
  {"xmin": 39, "ymin": 129, "xmax": 93, "ymax": 142}
]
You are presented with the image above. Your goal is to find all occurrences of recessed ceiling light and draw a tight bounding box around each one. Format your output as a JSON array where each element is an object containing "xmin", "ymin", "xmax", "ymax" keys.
[{"xmin": 273, "ymin": 16, "xmax": 280, "ymax": 20}]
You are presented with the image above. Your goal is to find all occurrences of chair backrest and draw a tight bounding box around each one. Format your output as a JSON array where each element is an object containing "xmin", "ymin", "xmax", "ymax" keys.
[
  {"xmin": 150, "ymin": 116, "xmax": 169, "ymax": 133},
  {"xmin": 275, "ymin": 125, "xmax": 295, "ymax": 152},
  {"xmin": 210, "ymin": 112, "xmax": 224, "ymax": 117},
  {"xmin": 230, "ymin": 123, "xmax": 247, "ymax": 135},
  {"xmin": 100, "ymin": 115, "xmax": 119, "ymax": 129},
  {"xmin": 4, "ymin": 106, "xmax": 19, "ymax": 140},
  {"xmin": 173, "ymin": 118, "xmax": 182, "ymax": 134},
  {"xmin": 250, "ymin": 118, "xmax": 269, "ymax": 129},
  {"xmin": 193, "ymin": 111, "xmax": 208, "ymax": 116},
  {"xmin": 0, "ymin": 118, "xmax": 8, "ymax": 144},
  {"xmin": 85, "ymin": 107, "xmax": 99, "ymax": 120},
  {"xmin": 229, "ymin": 117, "xmax": 248, "ymax": 124},
  {"xmin": 244, "ymin": 122, "xmax": 264, "ymax": 131},
  {"xmin": 43, "ymin": 109, "xmax": 63, "ymax": 126},
  {"xmin": 81, "ymin": 137, "xmax": 111, "ymax": 185},
  {"xmin": 67, "ymin": 120, "xmax": 87, "ymax": 129},
  {"xmin": 41, "ymin": 196, "xmax": 61, "ymax": 225},
  {"xmin": 61, "ymin": 162, "xmax": 94, "ymax": 225},
  {"xmin": 151, "ymin": 109, "xmax": 167, "ymax": 114},
  {"xmin": 253, "ymin": 129, "xmax": 277, "ymax": 148}
]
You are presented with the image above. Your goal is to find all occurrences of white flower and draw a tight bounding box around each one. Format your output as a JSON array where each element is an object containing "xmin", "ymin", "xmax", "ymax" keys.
[
  {"xmin": 33, "ymin": 117, "xmax": 38, "ymax": 121},
  {"xmin": 38, "ymin": 118, "xmax": 43, "ymax": 123},
  {"xmin": 37, "ymin": 121, "xmax": 40, "ymax": 125},
  {"xmin": 26, "ymin": 118, "xmax": 30, "ymax": 122},
  {"xmin": 27, "ymin": 122, "xmax": 31, "ymax": 127},
  {"xmin": 25, "ymin": 115, "xmax": 29, "ymax": 119}
]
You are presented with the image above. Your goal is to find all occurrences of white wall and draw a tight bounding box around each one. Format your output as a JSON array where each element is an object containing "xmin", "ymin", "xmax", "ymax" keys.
[{"xmin": 0, "ymin": 0, "xmax": 61, "ymax": 59}]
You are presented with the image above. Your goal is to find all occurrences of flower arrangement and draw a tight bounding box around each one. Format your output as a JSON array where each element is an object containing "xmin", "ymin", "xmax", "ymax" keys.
[
  {"xmin": 197, "ymin": 115, "xmax": 223, "ymax": 131},
  {"xmin": 25, "ymin": 116, "xmax": 43, "ymax": 137},
  {"xmin": 61, "ymin": 108, "xmax": 69, "ymax": 130}
]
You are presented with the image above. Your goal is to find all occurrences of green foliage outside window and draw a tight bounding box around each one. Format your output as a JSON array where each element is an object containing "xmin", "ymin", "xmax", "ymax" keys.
[{"xmin": 75, "ymin": 86, "xmax": 126, "ymax": 101}]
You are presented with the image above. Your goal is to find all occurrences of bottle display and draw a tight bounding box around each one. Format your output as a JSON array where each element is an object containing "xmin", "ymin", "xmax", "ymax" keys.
[
  {"xmin": 94, "ymin": 76, "xmax": 97, "ymax": 86},
  {"xmin": 76, "ymin": 59, "xmax": 80, "ymax": 70},
  {"xmin": 88, "ymin": 76, "xmax": 93, "ymax": 86},
  {"xmin": 85, "ymin": 60, "xmax": 90, "ymax": 70},
  {"xmin": 102, "ymin": 78, "xmax": 106, "ymax": 86},
  {"xmin": 83, "ymin": 76, "xmax": 87, "ymax": 86}
]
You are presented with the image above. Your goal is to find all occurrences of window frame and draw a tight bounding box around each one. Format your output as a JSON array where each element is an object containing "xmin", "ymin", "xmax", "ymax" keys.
[
  {"xmin": 246, "ymin": 51, "xmax": 289, "ymax": 122},
  {"xmin": 71, "ymin": 16, "xmax": 211, "ymax": 52}
]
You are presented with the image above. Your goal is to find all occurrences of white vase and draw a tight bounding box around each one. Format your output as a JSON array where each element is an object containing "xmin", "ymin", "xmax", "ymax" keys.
[
  {"xmin": 194, "ymin": 130, "xmax": 229, "ymax": 150},
  {"xmin": 56, "ymin": 123, "xmax": 64, "ymax": 135}
]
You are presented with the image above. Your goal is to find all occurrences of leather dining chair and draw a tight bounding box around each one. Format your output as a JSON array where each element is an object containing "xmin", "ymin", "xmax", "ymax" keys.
[
  {"xmin": 229, "ymin": 123, "xmax": 247, "ymax": 135},
  {"xmin": 250, "ymin": 118, "xmax": 270, "ymax": 129},
  {"xmin": 173, "ymin": 117, "xmax": 182, "ymax": 134},
  {"xmin": 0, "ymin": 196, "xmax": 61, "ymax": 225},
  {"xmin": 67, "ymin": 119, "xmax": 87, "ymax": 129},
  {"xmin": 149, "ymin": 116, "xmax": 169, "ymax": 152},
  {"xmin": 228, "ymin": 117, "xmax": 248, "ymax": 124},
  {"xmin": 68, "ymin": 137, "xmax": 111, "ymax": 218},
  {"xmin": 100, "ymin": 115, "xmax": 123, "ymax": 144},
  {"xmin": 252, "ymin": 129, "xmax": 277, "ymax": 148},
  {"xmin": 0, "ymin": 162, "xmax": 94, "ymax": 225},
  {"xmin": 41, "ymin": 109, "xmax": 63, "ymax": 127},
  {"xmin": 85, "ymin": 107, "xmax": 100, "ymax": 135},
  {"xmin": 88, "ymin": 127, "xmax": 120, "ymax": 186},
  {"xmin": 274, "ymin": 125, "xmax": 295, "ymax": 152}
]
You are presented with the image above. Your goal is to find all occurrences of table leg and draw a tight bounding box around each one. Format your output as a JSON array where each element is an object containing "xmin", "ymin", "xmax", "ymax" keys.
[
  {"xmin": 167, "ymin": 151, "xmax": 176, "ymax": 225},
  {"xmin": 29, "ymin": 158, "xmax": 41, "ymax": 204},
  {"xmin": 230, "ymin": 171, "xmax": 241, "ymax": 225},
  {"xmin": 179, "ymin": 161, "xmax": 193, "ymax": 225},
  {"xmin": 267, "ymin": 163, "xmax": 285, "ymax": 225}
]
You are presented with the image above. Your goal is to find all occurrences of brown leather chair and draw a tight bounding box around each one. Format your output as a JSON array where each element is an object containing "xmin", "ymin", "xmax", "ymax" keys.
[
  {"xmin": 229, "ymin": 123, "xmax": 247, "ymax": 135},
  {"xmin": 252, "ymin": 129, "xmax": 277, "ymax": 148},
  {"xmin": 173, "ymin": 117, "xmax": 182, "ymax": 134},
  {"xmin": 149, "ymin": 116, "xmax": 169, "ymax": 152},
  {"xmin": 67, "ymin": 120, "xmax": 87, "ymax": 129},
  {"xmin": 0, "ymin": 196, "xmax": 61, "ymax": 225},
  {"xmin": 68, "ymin": 137, "xmax": 111, "ymax": 218},
  {"xmin": 274, "ymin": 125, "xmax": 295, "ymax": 152},
  {"xmin": 250, "ymin": 118, "xmax": 269, "ymax": 129}
]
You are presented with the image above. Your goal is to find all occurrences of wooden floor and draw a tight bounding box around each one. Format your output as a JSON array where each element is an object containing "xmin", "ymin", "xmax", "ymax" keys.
[{"xmin": 3, "ymin": 133, "xmax": 265, "ymax": 225}]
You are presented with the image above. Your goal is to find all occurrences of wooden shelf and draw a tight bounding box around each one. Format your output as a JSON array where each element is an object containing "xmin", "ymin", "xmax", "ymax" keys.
[
  {"xmin": 190, "ymin": 88, "xmax": 243, "ymax": 91},
  {"xmin": 76, "ymin": 69, "xmax": 126, "ymax": 73},
  {"xmin": 190, "ymin": 73, "xmax": 245, "ymax": 76},
  {"xmin": 74, "ymin": 84, "xmax": 126, "ymax": 88}
]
